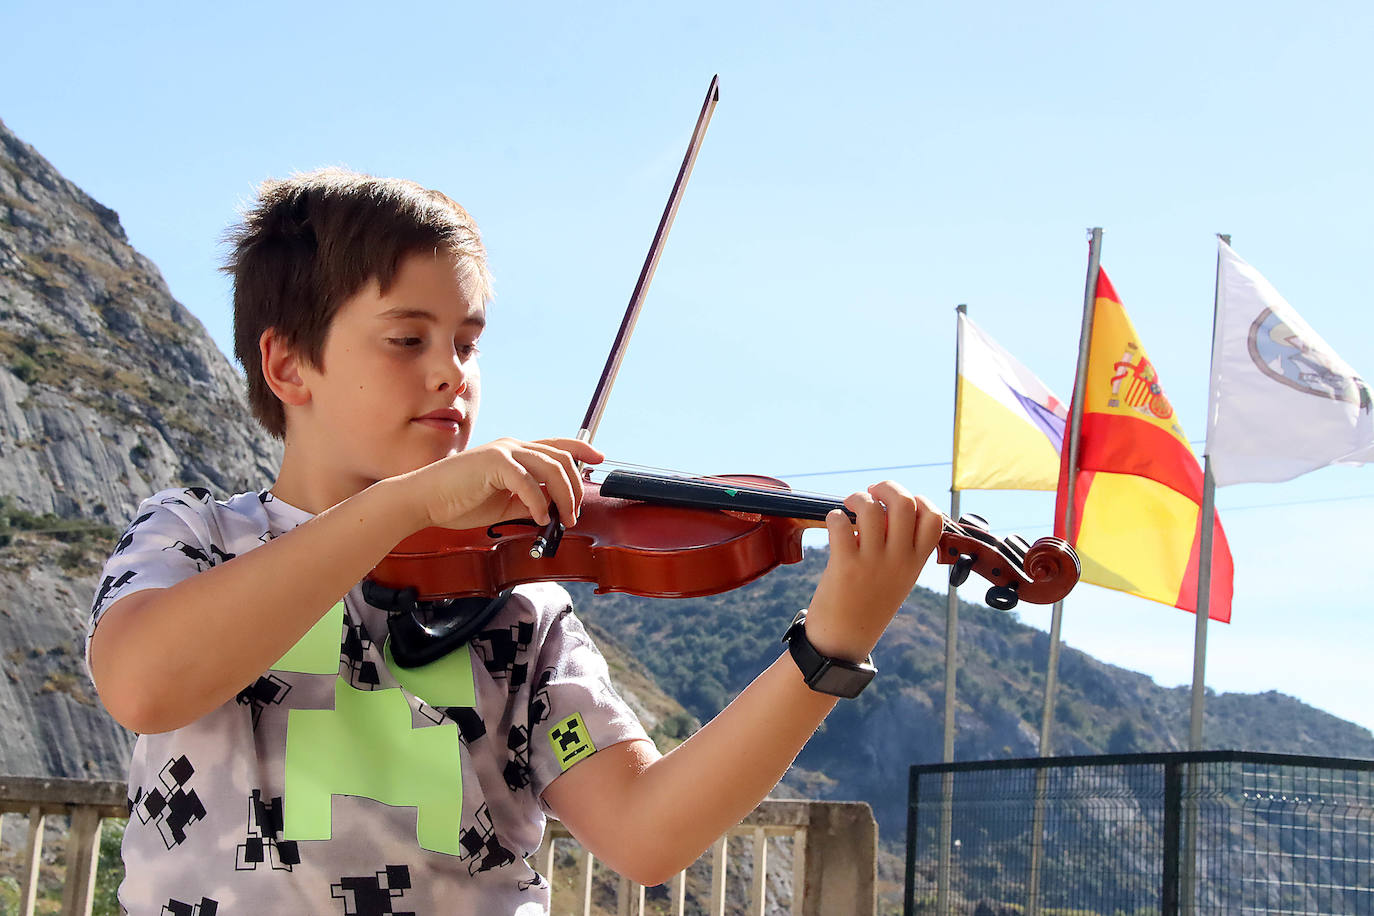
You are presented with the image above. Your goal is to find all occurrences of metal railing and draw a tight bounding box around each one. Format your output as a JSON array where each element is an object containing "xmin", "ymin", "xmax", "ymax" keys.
[
  {"xmin": 905, "ymin": 750, "xmax": 1374, "ymax": 916},
  {"xmin": 537, "ymin": 799, "xmax": 877, "ymax": 916},
  {"xmin": 0, "ymin": 778, "xmax": 876, "ymax": 916},
  {"xmin": 0, "ymin": 775, "xmax": 126, "ymax": 916}
]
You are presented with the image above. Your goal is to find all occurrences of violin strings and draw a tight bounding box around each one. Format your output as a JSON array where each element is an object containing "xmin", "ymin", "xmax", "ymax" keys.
[
  {"xmin": 593, "ymin": 458, "xmax": 849, "ymax": 507},
  {"xmin": 593, "ymin": 458, "xmax": 960, "ymax": 528}
]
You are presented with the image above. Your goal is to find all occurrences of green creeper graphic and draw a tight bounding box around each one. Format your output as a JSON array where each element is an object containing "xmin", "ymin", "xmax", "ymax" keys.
[
  {"xmin": 284, "ymin": 679, "xmax": 463, "ymax": 854},
  {"xmin": 383, "ymin": 638, "xmax": 476, "ymax": 708},
  {"xmin": 272, "ymin": 600, "xmax": 346, "ymax": 674},
  {"xmin": 272, "ymin": 601, "xmax": 476, "ymax": 856}
]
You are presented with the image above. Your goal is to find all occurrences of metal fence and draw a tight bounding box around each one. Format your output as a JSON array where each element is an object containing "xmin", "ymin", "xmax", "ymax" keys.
[{"xmin": 904, "ymin": 751, "xmax": 1374, "ymax": 916}]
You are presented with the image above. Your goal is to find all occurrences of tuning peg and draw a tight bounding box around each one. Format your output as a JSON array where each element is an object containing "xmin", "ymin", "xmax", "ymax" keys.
[
  {"xmin": 985, "ymin": 584, "xmax": 1019, "ymax": 610},
  {"xmin": 949, "ymin": 554, "xmax": 975, "ymax": 588},
  {"xmin": 1001, "ymin": 534, "xmax": 1030, "ymax": 562},
  {"xmin": 957, "ymin": 513, "xmax": 990, "ymax": 531}
]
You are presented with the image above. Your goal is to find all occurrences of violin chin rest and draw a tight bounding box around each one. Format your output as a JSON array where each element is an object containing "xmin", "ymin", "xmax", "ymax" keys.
[{"xmin": 384, "ymin": 589, "xmax": 513, "ymax": 669}]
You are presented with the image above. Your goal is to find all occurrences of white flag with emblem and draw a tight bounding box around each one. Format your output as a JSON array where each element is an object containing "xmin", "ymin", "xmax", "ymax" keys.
[{"xmin": 1206, "ymin": 240, "xmax": 1374, "ymax": 485}]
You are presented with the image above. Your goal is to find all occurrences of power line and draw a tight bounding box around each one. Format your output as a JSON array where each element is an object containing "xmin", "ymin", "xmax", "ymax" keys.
[
  {"xmin": 985, "ymin": 491, "xmax": 1374, "ymax": 536},
  {"xmin": 781, "ymin": 460, "xmax": 950, "ymax": 478},
  {"xmin": 781, "ymin": 440, "xmax": 1213, "ymax": 479},
  {"xmin": 777, "ymin": 458, "xmax": 1374, "ymax": 526}
]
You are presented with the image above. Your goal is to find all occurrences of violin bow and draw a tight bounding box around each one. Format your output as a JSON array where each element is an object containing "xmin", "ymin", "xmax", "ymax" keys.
[{"xmin": 531, "ymin": 75, "xmax": 721, "ymax": 559}]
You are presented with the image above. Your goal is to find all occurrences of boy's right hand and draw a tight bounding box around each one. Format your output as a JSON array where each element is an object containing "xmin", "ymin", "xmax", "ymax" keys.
[{"xmin": 397, "ymin": 437, "xmax": 605, "ymax": 533}]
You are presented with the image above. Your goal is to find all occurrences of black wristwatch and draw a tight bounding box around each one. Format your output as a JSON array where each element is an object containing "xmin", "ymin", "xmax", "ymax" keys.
[{"xmin": 781, "ymin": 610, "xmax": 877, "ymax": 699}]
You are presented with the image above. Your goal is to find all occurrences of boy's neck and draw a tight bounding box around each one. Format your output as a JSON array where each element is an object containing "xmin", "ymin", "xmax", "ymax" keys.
[{"xmin": 270, "ymin": 438, "xmax": 373, "ymax": 515}]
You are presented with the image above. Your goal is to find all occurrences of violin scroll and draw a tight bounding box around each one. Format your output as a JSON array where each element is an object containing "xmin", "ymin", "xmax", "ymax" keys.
[{"xmin": 937, "ymin": 515, "xmax": 1080, "ymax": 610}]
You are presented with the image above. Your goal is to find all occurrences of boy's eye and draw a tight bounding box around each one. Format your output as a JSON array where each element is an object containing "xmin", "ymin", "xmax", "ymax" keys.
[
  {"xmin": 458, "ymin": 343, "xmax": 482, "ymax": 360},
  {"xmin": 387, "ymin": 337, "xmax": 423, "ymax": 348}
]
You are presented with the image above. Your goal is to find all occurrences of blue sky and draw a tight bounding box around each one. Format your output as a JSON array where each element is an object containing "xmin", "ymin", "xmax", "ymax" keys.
[{"xmin": 5, "ymin": 0, "xmax": 1373, "ymax": 739}]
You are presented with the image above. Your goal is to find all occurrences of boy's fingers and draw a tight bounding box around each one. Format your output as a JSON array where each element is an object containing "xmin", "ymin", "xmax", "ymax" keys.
[
  {"xmin": 512, "ymin": 447, "xmax": 579, "ymax": 525},
  {"xmin": 526, "ymin": 442, "xmax": 585, "ymax": 517},
  {"xmin": 494, "ymin": 455, "xmax": 552, "ymax": 526},
  {"xmin": 534, "ymin": 438, "xmax": 604, "ymax": 466},
  {"xmin": 845, "ymin": 491, "xmax": 885, "ymax": 557},
  {"xmin": 868, "ymin": 481, "xmax": 916, "ymax": 557},
  {"xmin": 913, "ymin": 494, "xmax": 943, "ymax": 553},
  {"xmin": 824, "ymin": 507, "xmax": 858, "ymax": 558}
]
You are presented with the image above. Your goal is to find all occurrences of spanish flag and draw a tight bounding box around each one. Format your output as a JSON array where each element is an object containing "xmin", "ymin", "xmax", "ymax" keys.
[{"xmin": 1055, "ymin": 270, "xmax": 1234, "ymax": 622}]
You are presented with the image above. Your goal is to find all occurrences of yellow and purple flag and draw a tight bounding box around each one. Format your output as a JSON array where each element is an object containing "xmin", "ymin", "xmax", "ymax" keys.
[
  {"xmin": 1055, "ymin": 270, "xmax": 1234, "ymax": 622},
  {"xmin": 953, "ymin": 313, "xmax": 1068, "ymax": 491}
]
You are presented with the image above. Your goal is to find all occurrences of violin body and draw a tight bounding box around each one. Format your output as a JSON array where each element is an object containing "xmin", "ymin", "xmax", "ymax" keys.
[{"xmin": 369, "ymin": 476, "xmax": 807, "ymax": 601}]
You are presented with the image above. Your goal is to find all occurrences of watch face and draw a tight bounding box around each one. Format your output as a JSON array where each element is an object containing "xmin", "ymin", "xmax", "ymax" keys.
[{"xmin": 811, "ymin": 662, "xmax": 875, "ymax": 699}]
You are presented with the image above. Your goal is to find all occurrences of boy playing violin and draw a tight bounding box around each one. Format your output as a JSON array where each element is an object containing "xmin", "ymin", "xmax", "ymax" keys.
[{"xmin": 87, "ymin": 168, "xmax": 941, "ymax": 914}]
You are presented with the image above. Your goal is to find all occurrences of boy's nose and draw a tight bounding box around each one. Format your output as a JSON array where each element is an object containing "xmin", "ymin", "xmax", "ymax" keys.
[{"xmin": 430, "ymin": 353, "xmax": 469, "ymax": 394}]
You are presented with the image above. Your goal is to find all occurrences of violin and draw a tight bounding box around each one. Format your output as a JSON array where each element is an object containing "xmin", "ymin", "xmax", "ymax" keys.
[
  {"xmin": 369, "ymin": 467, "xmax": 1079, "ymax": 606},
  {"xmin": 363, "ymin": 77, "xmax": 1080, "ymax": 666}
]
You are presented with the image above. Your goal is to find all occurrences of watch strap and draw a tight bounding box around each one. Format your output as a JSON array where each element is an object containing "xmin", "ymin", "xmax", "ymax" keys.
[{"xmin": 782, "ymin": 610, "xmax": 876, "ymax": 699}]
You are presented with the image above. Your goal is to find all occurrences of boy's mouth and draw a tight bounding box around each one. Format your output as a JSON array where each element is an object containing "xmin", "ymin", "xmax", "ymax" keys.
[{"xmin": 413, "ymin": 408, "xmax": 465, "ymax": 432}]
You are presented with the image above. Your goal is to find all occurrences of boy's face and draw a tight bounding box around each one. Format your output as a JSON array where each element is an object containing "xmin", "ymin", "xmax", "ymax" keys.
[{"xmin": 294, "ymin": 250, "xmax": 485, "ymax": 485}]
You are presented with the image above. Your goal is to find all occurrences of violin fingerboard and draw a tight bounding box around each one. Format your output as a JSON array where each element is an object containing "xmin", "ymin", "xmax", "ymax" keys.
[{"xmin": 599, "ymin": 470, "xmax": 852, "ymax": 522}]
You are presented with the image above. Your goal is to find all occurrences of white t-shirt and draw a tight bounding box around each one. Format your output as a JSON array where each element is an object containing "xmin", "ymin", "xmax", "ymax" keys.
[{"xmin": 87, "ymin": 487, "xmax": 649, "ymax": 916}]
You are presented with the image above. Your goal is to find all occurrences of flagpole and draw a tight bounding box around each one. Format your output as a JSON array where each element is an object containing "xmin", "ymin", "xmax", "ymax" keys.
[
  {"xmin": 945, "ymin": 303, "xmax": 967, "ymax": 767},
  {"xmin": 1028, "ymin": 228, "xmax": 1102, "ymax": 916},
  {"xmin": 1191, "ymin": 234, "xmax": 1228, "ymax": 750},
  {"xmin": 1178, "ymin": 234, "xmax": 1229, "ymax": 916},
  {"xmin": 1039, "ymin": 226, "xmax": 1102, "ymax": 756},
  {"xmin": 937, "ymin": 304, "xmax": 967, "ymax": 916}
]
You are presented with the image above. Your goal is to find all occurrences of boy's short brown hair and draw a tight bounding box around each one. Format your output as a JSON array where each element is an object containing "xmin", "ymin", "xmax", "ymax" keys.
[{"xmin": 225, "ymin": 168, "xmax": 492, "ymax": 438}]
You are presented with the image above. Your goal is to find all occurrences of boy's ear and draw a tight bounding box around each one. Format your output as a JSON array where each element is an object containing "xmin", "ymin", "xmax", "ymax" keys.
[{"xmin": 260, "ymin": 328, "xmax": 311, "ymax": 408}]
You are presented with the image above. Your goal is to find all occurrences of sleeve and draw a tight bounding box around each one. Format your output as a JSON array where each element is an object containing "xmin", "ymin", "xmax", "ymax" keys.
[
  {"xmin": 84, "ymin": 488, "xmax": 227, "ymax": 683},
  {"xmin": 527, "ymin": 601, "xmax": 651, "ymax": 801}
]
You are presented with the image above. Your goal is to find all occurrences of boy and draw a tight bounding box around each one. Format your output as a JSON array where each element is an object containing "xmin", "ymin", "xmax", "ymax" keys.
[{"xmin": 87, "ymin": 168, "xmax": 941, "ymax": 914}]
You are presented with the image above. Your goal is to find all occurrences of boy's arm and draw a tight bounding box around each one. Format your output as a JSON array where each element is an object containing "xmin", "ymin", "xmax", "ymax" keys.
[
  {"xmin": 541, "ymin": 482, "xmax": 940, "ymax": 887},
  {"xmin": 90, "ymin": 437, "xmax": 600, "ymax": 734}
]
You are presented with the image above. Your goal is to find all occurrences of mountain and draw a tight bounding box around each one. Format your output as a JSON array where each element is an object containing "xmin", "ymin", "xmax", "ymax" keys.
[{"xmin": 566, "ymin": 552, "xmax": 1374, "ymax": 838}]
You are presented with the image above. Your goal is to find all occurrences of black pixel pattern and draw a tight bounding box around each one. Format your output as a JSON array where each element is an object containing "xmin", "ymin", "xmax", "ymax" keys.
[
  {"xmin": 469, "ymin": 620, "xmax": 534, "ymax": 693},
  {"xmin": 342, "ymin": 619, "xmax": 381, "ymax": 689},
  {"xmin": 330, "ymin": 865, "xmax": 414, "ymax": 915},
  {"xmin": 503, "ymin": 724, "xmax": 532, "ymax": 791},
  {"xmin": 131, "ymin": 755, "xmax": 205, "ymax": 850},
  {"xmin": 235, "ymin": 790, "xmax": 300, "ymax": 871},
  {"xmin": 458, "ymin": 804, "xmax": 516, "ymax": 876},
  {"xmin": 235, "ymin": 674, "xmax": 292, "ymax": 729},
  {"xmin": 91, "ymin": 570, "xmax": 136, "ymax": 620}
]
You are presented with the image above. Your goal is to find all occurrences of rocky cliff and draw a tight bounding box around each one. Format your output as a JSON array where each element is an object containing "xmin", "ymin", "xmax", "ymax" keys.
[
  {"xmin": 0, "ymin": 120, "xmax": 280, "ymax": 523},
  {"xmin": 0, "ymin": 117, "xmax": 282, "ymax": 777}
]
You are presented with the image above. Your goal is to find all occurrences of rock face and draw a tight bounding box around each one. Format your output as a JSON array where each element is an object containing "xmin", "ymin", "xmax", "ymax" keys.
[
  {"xmin": 0, "ymin": 117, "xmax": 282, "ymax": 778},
  {"xmin": 0, "ymin": 119, "xmax": 280, "ymax": 524}
]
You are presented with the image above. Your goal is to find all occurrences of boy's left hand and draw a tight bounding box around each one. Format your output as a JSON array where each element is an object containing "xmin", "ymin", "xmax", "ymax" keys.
[{"xmin": 803, "ymin": 481, "xmax": 943, "ymax": 663}]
